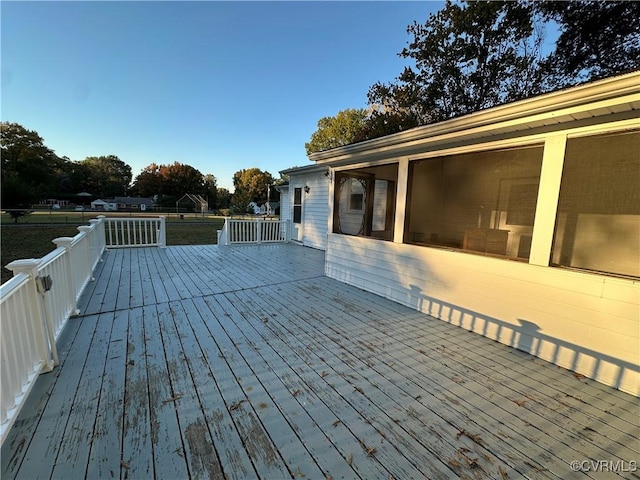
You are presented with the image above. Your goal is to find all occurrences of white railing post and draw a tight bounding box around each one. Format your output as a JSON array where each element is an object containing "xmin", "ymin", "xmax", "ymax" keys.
[
  {"xmin": 89, "ymin": 218, "xmax": 105, "ymax": 265},
  {"xmin": 158, "ymin": 216, "xmax": 166, "ymax": 248},
  {"xmin": 218, "ymin": 218, "xmax": 229, "ymax": 246},
  {"xmin": 52, "ymin": 237, "xmax": 79, "ymax": 315},
  {"xmin": 5, "ymin": 260, "xmax": 55, "ymax": 372},
  {"xmin": 256, "ymin": 218, "xmax": 262, "ymax": 244},
  {"xmin": 77, "ymin": 227, "xmax": 95, "ymax": 282},
  {"xmin": 96, "ymin": 215, "xmax": 107, "ymax": 256}
]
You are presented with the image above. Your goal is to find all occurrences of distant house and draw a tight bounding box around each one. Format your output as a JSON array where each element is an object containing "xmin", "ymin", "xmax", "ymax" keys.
[
  {"xmin": 90, "ymin": 199, "xmax": 117, "ymax": 211},
  {"xmin": 91, "ymin": 197, "xmax": 154, "ymax": 212},
  {"xmin": 40, "ymin": 199, "xmax": 70, "ymax": 207},
  {"xmin": 281, "ymin": 70, "xmax": 640, "ymax": 395},
  {"xmin": 247, "ymin": 201, "xmax": 280, "ymax": 215}
]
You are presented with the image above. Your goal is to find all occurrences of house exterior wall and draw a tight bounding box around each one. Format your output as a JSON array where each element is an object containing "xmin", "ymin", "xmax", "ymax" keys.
[
  {"xmin": 288, "ymin": 171, "xmax": 330, "ymax": 250},
  {"xmin": 279, "ymin": 186, "xmax": 290, "ymax": 222},
  {"xmin": 314, "ymin": 72, "xmax": 640, "ymax": 395}
]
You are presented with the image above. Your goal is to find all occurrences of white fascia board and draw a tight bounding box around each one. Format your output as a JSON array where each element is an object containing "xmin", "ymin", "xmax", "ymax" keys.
[{"xmin": 280, "ymin": 164, "xmax": 329, "ymax": 175}]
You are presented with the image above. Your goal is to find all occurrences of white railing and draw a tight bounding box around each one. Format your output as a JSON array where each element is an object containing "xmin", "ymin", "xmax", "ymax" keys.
[
  {"xmin": 2, "ymin": 214, "xmax": 177, "ymax": 444},
  {"xmin": 104, "ymin": 216, "xmax": 166, "ymax": 248},
  {"xmin": 218, "ymin": 217, "xmax": 290, "ymax": 245},
  {"xmin": 0, "ymin": 272, "xmax": 52, "ymax": 443}
]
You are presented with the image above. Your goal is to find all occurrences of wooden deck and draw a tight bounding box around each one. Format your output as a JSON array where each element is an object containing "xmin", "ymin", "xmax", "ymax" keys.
[{"xmin": 1, "ymin": 243, "xmax": 638, "ymax": 480}]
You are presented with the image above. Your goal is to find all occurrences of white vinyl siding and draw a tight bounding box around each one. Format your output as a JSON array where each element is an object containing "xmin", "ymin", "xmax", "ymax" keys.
[
  {"xmin": 288, "ymin": 172, "xmax": 329, "ymax": 250},
  {"xmin": 279, "ymin": 186, "xmax": 290, "ymax": 222}
]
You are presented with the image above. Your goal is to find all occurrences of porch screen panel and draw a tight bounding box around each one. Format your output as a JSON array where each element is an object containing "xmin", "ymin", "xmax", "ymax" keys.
[
  {"xmin": 405, "ymin": 145, "xmax": 544, "ymax": 260},
  {"xmin": 551, "ymin": 130, "xmax": 640, "ymax": 278},
  {"xmin": 333, "ymin": 163, "xmax": 398, "ymax": 241}
]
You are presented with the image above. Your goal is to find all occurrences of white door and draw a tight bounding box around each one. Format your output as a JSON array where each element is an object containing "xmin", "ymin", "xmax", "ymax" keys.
[{"xmin": 291, "ymin": 187, "xmax": 304, "ymax": 242}]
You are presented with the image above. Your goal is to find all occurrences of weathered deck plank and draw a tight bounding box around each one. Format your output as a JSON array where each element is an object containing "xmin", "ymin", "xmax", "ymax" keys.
[
  {"xmin": 243, "ymin": 284, "xmax": 523, "ymax": 479},
  {"xmin": 122, "ymin": 305, "xmax": 154, "ymax": 479},
  {"xmin": 291, "ymin": 277, "xmax": 639, "ymax": 476},
  {"xmin": 2, "ymin": 244, "xmax": 638, "ymax": 480},
  {"xmin": 85, "ymin": 309, "xmax": 128, "ymax": 479}
]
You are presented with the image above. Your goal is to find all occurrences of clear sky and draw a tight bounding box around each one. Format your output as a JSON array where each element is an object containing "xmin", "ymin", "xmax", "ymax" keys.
[{"xmin": 2, "ymin": 1, "xmax": 442, "ymax": 191}]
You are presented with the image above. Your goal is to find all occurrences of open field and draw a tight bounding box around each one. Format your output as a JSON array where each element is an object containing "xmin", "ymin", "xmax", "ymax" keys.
[{"xmin": 1, "ymin": 221, "xmax": 223, "ymax": 285}]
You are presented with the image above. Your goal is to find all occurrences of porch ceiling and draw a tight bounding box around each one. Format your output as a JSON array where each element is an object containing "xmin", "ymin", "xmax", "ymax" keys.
[{"xmin": 2, "ymin": 244, "xmax": 638, "ymax": 479}]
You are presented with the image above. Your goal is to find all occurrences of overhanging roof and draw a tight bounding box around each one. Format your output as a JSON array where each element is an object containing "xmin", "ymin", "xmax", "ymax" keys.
[
  {"xmin": 307, "ymin": 70, "xmax": 640, "ymax": 166},
  {"xmin": 280, "ymin": 164, "xmax": 329, "ymax": 176}
]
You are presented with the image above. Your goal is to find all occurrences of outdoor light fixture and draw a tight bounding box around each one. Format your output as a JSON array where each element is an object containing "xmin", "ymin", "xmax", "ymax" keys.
[{"xmin": 304, "ymin": 185, "xmax": 310, "ymax": 193}]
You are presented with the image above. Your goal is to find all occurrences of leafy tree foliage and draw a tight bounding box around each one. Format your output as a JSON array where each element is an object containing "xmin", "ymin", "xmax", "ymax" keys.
[
  {"xmin": 305, "ymin": 109, "xmax": 369, "ymax": 155},
  {"xmin": 536, "ymin": 1, "xmax": 640, "ymax": 84},
  {"xmin": 216, "ymin": 188, "xmax": 231, "ymax": 210},
  {"xmin": 80, "ymin": 155, "xmax": 132, "ymax": 197},
  {"xmin": 131, "ymin": 163, "xmax": 163, "ymax": 198},
  {"xmin": 1, "ymin": 122, "xmax": 63, "ymax": 207},
  {"xmin": 367, "ymin": 1, "xmax": 547, "ymax": 131},
  {"xmin": 131, "ymin": 161, "xmax": 209, "ymax": 207},
  {"xmin": 158, "ymin": 162, "xmax": 205, "ymax": 198},
  {"xmin": 231, "ymin": 168, "xmax": 274, "ymax": 212},
  {"xmin": 307, "ymin": 1, "xmax": 639, "ymax": 151},
  {"xmin": 204, "ymin": 174, "xmax": 218, "ymax": 209}
]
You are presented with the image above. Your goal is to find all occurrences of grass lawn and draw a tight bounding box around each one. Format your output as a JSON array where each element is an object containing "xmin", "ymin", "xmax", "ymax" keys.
[{"xmin": 1, "ymin": 221, "xmax": 223, "ymax": 285}]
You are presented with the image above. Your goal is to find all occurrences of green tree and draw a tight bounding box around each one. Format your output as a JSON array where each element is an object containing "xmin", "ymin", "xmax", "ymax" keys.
[
  {"xmin": 204, "ymin": 174, "xmax": 218, "ymax": 209},
  {"xmin": 131, "ymin": 161, "xmax": 207, "ymax": 207},
  {"xmin": 536, "ymin": 1, "xmax": 640, "ymax": 84},
  {"xmin": 158, "ymin": 162, "xmax": 204, "ymax": 198},
  {"xmin": 54, "ymin": 156, "xmax": 90, "ymax": 195},
  {"xmin": 1, "ymin": 122, "xmax": 62, "ymax": 207},
  {"xmin": 81, "ymin": 155, "xmax": 132, "ymax": 197},
  {"xmin": 366, "ymin": 1, "xmax": 548, "ymax": 132},
  {"xmin": 231, "ymin": 168, "xmax": 274, "ymax": 213},
  {"xmin": 305, "ymin": 109, "xmax": 369, "ymax": 154},
  {"xmin": 131, "ymin": 163, "xmax": 163, "ymax": 198},
  {"xmin": 216, "ymin": 188, "xmax": 231, "ymax": 210}
]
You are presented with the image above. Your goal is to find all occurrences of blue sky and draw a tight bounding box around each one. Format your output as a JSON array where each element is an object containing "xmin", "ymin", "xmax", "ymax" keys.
[{"xmin": 2, "ymin": 1, "xmax": 442, "ymax": 190}]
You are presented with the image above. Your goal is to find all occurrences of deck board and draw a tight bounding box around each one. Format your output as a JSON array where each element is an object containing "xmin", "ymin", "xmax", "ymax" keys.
[{"xmin": 2, "ymin": 244, "xmax": 639, "ymax": 480}]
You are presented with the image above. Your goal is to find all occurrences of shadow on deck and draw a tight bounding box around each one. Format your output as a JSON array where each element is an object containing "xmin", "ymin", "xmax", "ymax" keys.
[{"xmin": 2, "ymin": 244, "xmax": 639, "ymax": 479}]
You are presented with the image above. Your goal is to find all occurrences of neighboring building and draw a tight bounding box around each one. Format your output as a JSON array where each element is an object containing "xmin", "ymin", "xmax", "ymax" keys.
[
  {"xmin": 282, "ymin": 70, "xmax": 640, "ymax": 395},
  {"xmin": 40, "ymin": 199, "xmax": 70, "ymax": 207},
  {"xmin": 90, "ymin": 199, "xmax": 117, "ymax": 211},
  {"xmin": 91, "ymin": 197, "xmax": 154, "ymax": 211}
]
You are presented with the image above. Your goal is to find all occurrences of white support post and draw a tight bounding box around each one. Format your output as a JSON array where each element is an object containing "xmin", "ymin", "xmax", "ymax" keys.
[
  {"xmin": 97, "ymin": 215, "xmax": 107, "ymax": 252},
  {"xmin": 158, "ymin": 216, "xmax": 167, "ymax": 248},
  {"xmin": 256, "ymin": 218, "xmax": 262, "ymax": 244},
  {"xmin": 53, "ymin": 237, "xmax": 79, "ymax": 315},
  {"xmin": 529, "ymin": 134, "xmax": 567, "ymax": 266},
  {"xmin": 5, "ymin": 259, "xmax": 55, "ymax": 372},
  {"xmin": 218, "ymin": 217, "xmax": 229, "ymax": 246},
  {"xmin": 89, "ymin": 218, "xmax": 104, "ymax": 263},
  {"xmin": 394, "ymin": 157, "xmax": 410, "ymax": 243},
  {"xmin": 77, "ymin": 226, "xmax": 95, "ymax": 282}
]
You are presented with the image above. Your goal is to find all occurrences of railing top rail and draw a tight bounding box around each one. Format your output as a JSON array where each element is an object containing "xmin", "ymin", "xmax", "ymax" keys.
[
  {"xmin": 104, "ymin": 217, "xmax": 162, "ymax": 221},
  {"xmin": 37, "ymin": 247, "xmax": 67, "ymax": 271},
  {"xmin": 0, "ymin": 273, "xmax": 30, "ymax": 303},
  {"xmin": 69, "ymin": 230, "xmax": 88, "ymax": 248}
]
